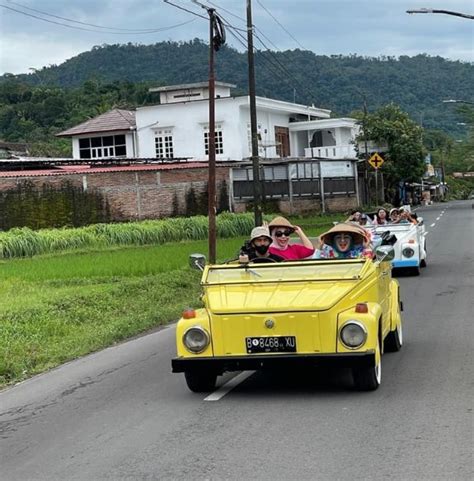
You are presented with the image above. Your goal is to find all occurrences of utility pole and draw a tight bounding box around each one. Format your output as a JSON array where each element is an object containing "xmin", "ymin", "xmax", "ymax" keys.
[
  {"xmin": 362, "ymin": 96, "xmax": 371, "ymax": 206},
  {"xmin": 247, "ymin": 0, "xmax": 263, "ymax": 226},
  {"xmin": 207, "ymin": 7, "xmax": 217, "ymax": 263},
  {"xmin": 167, "ymin": 0, "xmax": 225, "ymax": 262}
]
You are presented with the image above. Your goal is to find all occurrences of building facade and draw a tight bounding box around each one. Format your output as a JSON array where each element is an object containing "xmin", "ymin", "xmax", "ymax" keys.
[{"xmin": 58, "ymin": 82, "xmax": 359, "ymax": 162}]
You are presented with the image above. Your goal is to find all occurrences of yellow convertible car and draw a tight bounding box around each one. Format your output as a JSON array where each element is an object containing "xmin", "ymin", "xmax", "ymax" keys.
[{"xmin": 172, "ymin": 246, "xmax": 403, "ymax": 392}]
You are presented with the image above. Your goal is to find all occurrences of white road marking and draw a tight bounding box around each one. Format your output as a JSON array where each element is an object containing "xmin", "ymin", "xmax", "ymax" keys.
[
  {"xmin": 204, "ymin": 371, "xmax": 255, "ymax": 401},
  {"xmin": 430, "ymin": 223, "xmax": 436, "ymax": 227},
  {"xmin": 425, "ymin": 231, "xmax": 429, "ymax": 236},
  {"xmin": 436, "ymin": 216, "xmax": 441, "ymax": 220}
]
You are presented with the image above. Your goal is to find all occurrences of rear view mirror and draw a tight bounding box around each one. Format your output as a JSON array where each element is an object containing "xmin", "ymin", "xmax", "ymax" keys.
[
  {"xmin": 189, "ymin": 253, "xmax": 206, "ymax": 271},
  {"xmin": 417, "ymin": 216, "xmax": 424, "ymax": 226},
  {"xmin": 375, "ymin": 246, "xmax": 395, "ymax": 262}
]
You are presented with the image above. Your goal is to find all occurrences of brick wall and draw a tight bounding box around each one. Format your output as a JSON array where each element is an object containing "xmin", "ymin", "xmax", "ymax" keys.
[
  {"xmin": 0, "ymin": 166, "xmax": 356, "ymax": 222},
  {"xmin": 0, "ymin": 166, "xmax": 230, "ymax": 221}
]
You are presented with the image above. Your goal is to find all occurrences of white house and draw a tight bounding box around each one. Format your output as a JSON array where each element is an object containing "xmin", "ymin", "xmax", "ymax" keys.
[{"xmin": 58, "ymin": 81, "xmax": 359, "ymax": 161}]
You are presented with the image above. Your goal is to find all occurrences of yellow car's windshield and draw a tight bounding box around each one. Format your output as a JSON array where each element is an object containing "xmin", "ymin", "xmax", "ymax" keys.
[{"xmin": 204, "ymin": 260, "xmax": 365, "ymax": 285}]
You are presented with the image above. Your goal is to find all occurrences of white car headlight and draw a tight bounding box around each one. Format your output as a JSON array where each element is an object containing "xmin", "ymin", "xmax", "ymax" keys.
[
  {"xmin": 402, "ymin": 247, "xmax": 415, "ymax": 258},
  {"xmin": 340, "ymin": 321, "xmax": 367, "ymax": 349},
  {"xmin": 183, "ymin": 326, "xmax": 210, "ymax": 353}
]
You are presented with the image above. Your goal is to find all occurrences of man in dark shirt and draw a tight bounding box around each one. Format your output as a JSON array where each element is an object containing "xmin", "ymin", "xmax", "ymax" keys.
[{"xmin": 239, "ymin": 226, "xmax": 284, "ymax": 263}]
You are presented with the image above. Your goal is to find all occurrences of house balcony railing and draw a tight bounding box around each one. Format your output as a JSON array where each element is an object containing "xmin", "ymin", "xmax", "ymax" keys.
[{"xmin": 304, "ymin": 144, "xmax": 357, "ymax": 159}]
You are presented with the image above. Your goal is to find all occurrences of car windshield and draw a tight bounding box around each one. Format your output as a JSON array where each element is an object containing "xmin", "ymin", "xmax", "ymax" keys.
[
  {"xmin": 204, "ymin": 260, "xmax": 365, "ymax": 285},
  {"xmin": 375, "ymin": 224, "xmax": 415, "ymax": 232}
]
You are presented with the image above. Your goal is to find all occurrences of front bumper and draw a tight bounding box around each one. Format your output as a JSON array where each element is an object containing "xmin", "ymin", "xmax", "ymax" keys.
[
  {"xmin": 172, "ymin": 352, "xmax": 375, "ymax": 373},
  {"xmin": 392, "ymin": 259, "xmax": 419, "ymax": 268}
]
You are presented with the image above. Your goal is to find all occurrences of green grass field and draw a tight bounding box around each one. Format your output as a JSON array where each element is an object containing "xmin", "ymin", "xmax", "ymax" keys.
[{"xmin": 0, "ymin": 218, "xmax": 337, "ymax": 386}]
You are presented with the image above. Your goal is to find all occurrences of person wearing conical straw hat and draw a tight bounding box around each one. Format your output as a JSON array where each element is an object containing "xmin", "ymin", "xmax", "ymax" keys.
[
  {"xmin": 267, "ymin": 216, "xmax": 315, "ymax": 260},
  {"xmin": 313, "ymin": 223, "xmax": 373, "ymax": 259}
]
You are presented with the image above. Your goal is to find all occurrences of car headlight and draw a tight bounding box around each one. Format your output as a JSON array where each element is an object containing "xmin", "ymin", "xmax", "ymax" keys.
[
  {"xmin": 402, "ymin": 247, "xmax": 415, "ymax": 258},
  {"xmin": 183, "ymin": 326, "xmax": 210, "ymax": 353},
  {"xmin": 340, "ymin": 321, "xmax": 367, "ymax": 349}
]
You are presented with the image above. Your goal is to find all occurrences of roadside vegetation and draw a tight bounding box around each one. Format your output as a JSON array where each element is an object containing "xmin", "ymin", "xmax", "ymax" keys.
[
  {"xmin": 0, "ymin": 213, "xmax": 338, "ymax": 386},
  {"xmin": 0, "ymin": 212, "xmax": 341, "ymax": 259}
]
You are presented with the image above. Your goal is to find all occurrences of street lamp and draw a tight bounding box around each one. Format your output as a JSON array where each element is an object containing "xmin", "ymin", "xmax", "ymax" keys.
[{"xmin": 406, "ymin": 8, "xmax": 474, "ymax": 20}]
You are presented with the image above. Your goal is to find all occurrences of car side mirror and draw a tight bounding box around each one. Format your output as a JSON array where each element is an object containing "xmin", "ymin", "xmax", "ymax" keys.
[
  {"xmin": 417, "ymin": 216, "xmax": 424, "ymax": 226},
  {"xmin": 375, "ymin": 245, "xmax": 395, "ymax": 262},
  {"xmin": 189, "ymin": 253, "xmax": 206, "ymax": 271}
]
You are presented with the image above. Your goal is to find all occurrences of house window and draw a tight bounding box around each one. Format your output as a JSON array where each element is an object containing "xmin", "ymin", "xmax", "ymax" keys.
[
  {"xmin": 79, "ymin": 134, "xmax": 127, "ymax": 159},
  {"xmin": 155, "ymin": 129, "xmax": 174, "ymax": 159},
  {"xmin": 204, "ymin": 124, "xmax": 224, "ymax": 155}
]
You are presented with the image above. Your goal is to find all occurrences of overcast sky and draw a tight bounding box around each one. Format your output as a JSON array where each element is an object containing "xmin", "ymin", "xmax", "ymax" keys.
[{"xmin": 0, "ymin": 0, "xmax": 473, "ymax": 75}]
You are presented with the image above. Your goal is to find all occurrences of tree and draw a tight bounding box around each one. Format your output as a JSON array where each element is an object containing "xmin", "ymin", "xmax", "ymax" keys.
[{"xmin": 354, "ymin": 103, "xmax": 425, "ymax": 203}]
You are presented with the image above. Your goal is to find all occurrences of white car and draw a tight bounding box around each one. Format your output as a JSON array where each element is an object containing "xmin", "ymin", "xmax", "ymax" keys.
[{"xmin": 373, "ymin": 221, "xmax": 427, "ymax": 275}]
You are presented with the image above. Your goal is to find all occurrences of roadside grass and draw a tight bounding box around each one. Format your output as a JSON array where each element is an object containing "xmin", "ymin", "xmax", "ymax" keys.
[{"xmin": 0, "ymin": 218, "xmax": 337, "ymax": 386}]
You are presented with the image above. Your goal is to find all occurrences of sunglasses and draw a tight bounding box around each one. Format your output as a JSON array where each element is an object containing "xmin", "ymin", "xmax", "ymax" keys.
[{"xmin": 274, "ymin": 229, "xmax": 292, "ymax": 238}]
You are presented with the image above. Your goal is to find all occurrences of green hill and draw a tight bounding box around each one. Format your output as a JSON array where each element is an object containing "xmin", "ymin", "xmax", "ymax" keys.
[{"xmin": 1, "ymin": 39, "xmax": 473, "ymax": 151}]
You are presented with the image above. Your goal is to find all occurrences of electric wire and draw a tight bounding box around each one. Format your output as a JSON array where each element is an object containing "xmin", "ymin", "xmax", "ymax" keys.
[
  {"xmin": 223, "ymin": 19, "xmax": 316, "ymax": 105},
  {"xmin": 206, "ymin": 0, "xmax": 280, "ymax": 40},
  {"xmin": 5, "ymin": 0, "xmax": 174, "ymax": 32},
  {"xmin": 252, "ymin": 31, "xmax": 318, "ymax": 103},
  {"xmin": 217, "ymin": 14, "xmax": 299, "ymax": 93},
  {"xmin": 220, "ymin": 13, "xmax": 318, "ymax": 105},
  {"xmin": 205, "ymin": 1, "xmax": 290, "ymax": 54},
  {"xmin": 205, "ymin": 0, "xmax": 246, "ymax": 23},
  {"xmin": 0, "ymin": 3, "xmax": 196, "ymax": 34},
  {"xmin": 163, "ymin": 0, "xmax": 208, "ymax": 20},
  {"xmin": 255, "ymin": 0, "xmax": 308, "ymax": 51}
]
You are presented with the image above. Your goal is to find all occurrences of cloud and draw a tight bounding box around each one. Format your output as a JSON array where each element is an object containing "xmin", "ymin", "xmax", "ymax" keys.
[{"xmin": 0, "ymin": 0, "xmax": 472, "ymax": 74}]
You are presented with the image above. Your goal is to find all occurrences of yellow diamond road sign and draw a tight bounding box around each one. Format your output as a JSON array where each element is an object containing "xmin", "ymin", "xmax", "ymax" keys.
[{"xmin": 368, "ymin": 152, "xmax": 384, "ymax": 169}]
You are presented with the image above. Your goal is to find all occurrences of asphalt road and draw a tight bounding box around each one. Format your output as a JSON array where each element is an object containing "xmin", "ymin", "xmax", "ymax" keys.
[{"xmin": 1, "ymin": 201, "xmax": 473, "ymax": 481}]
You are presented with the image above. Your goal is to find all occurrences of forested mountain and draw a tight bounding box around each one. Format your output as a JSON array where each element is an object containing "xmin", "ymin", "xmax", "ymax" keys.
[{"xmin": 1, "ymin": 39, "xmax": 473, "ymax": 155}]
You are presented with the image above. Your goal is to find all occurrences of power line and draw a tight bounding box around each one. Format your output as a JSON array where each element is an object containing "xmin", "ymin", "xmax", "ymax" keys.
[
  {"xmin": 5, "ymin": 0, "xmax": 173, "ymax": 32},
  {"xmin": 255, "ymin": 0, "xmax": 308, "ymax": 50},
  {"xmin": 217, "ymin": 14, "xmax": 302, "ymax": 97},
  {"xmin": 223, "ymin": 19, "xmax": 315, "ymax": 104},
  {"xmin": 0, "ymin": 3, "xmax": 196, "ymax": 34},
  {"xmin": 205, "ymin": 0, "xmax": 246, "ymax": 23},
  {"xmin": 252, "ymin": 32, "xmax": 318, "ymax": 104},
  {"xmin": 163, "ymin": 0, "xmax": 208, "ymax": 20},
  {"xmin": 205, "ymin": 0, "xmax": 313, "ymax": 91},
  {"xmin": 205, "ymin": 1, "xmax": 289, "ymax": 54}
]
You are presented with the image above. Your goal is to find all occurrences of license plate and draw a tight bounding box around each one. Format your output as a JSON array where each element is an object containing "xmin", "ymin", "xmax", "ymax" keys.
[{"xmin": 246, "ymin": 336, "xmax": 297, "ymax": 354}]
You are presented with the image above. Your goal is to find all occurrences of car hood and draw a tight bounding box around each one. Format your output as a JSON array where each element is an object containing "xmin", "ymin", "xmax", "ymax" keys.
[
  {"xmin": 205, "ymin": 278, "xmax": 361, "ymax": 313},
  {"xmin": 375, "ymin": 225, "xmax": 417, "ymax": 242}
]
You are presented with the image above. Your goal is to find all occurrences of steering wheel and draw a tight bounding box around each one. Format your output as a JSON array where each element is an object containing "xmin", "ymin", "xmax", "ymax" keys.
[{"xmin": 251, "ymin": 257, "xmax": 278, "ymax": 263}]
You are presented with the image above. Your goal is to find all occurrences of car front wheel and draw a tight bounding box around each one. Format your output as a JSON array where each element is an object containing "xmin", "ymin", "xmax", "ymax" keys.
[
  {"xmin": 353, "ymin": 349, "xmax": 381, "ymax": 391},
  {"xmin": 184, "ymin": 370, "xmax": 217, "ymax": 393},
  {"xmin": 384, "ymin": 321, "xmax": 403, "ymax": 352}
]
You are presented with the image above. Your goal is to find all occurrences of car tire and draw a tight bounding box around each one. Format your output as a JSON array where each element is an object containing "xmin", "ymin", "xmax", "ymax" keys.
[
  {"xmin": 184, "ymin": 371, "xmax": 217, "ymax": 393},
  {"xmin": 411, "ymin": 265, "xmax": 421, "ymax": 276},
  {"xmin": 420, "ymin": 242, "xmax": 427, "ymax": 267},
  {"xmin": 352, "ymin": 347, "xmax": 381, "ymax": 391},
  {"xmin": 384, "ymin": 321, "xmax": 403, "ymax": 352}
]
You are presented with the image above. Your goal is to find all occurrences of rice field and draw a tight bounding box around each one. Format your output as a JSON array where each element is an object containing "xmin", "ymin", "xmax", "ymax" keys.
[
  {"xmin": 0, "ymin": 213, "xmax": 339, "ymax": 386},
  {"xmin": 0, "ymin": 212, "xmax": 341, "ymax": 259}
]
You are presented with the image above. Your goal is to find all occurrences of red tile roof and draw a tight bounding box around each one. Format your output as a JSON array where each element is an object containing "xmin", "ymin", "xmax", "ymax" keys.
[
  {"xmin": 56, "ymin": 109, "xmax": 136, "ymax": 137},
  {"xmin": 0, "ymin": 163, "xmax": 211, "ymax": 178}
]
